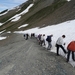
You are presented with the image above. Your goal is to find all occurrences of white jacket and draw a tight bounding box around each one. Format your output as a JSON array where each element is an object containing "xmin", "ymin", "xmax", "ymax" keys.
[
  {"xmin": 56, "ymin": 37, "xmax": 64, "ymax": 45},
  {"xmin": 41, "ymin": 35, "xmax": 44, "ymax": 40}
]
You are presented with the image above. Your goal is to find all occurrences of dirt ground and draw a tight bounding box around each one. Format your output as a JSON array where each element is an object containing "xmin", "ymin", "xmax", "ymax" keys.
[{"xmin": 0, "ymin": 33, "xmax": 75, "ymax": 75}]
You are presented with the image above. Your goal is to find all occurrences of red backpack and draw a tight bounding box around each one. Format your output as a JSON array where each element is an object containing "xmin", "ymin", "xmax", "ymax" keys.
[{"xmin": 67, "ymin": 41, "xmax": 75, "ymax": 51}]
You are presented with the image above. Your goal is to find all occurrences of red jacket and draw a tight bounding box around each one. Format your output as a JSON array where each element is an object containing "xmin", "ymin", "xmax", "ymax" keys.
[{"xmin": 67, "ymin": 41, "xmax": 75, "ymax": 52}]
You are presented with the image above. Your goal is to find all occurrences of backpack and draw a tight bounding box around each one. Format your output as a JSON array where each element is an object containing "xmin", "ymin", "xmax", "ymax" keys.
[
  {"xmin": 46, "ymin": 36, "xmax": 51, "ymax": 42},
  {"xmin": 46, "ymin": 36, "xmax": 48, "ymax": 41}
]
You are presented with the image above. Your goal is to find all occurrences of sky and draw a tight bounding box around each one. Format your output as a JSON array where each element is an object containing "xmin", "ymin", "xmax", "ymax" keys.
[{"xmin": 0, "ymin": 0, "xmax": 28, "ymax": 12}]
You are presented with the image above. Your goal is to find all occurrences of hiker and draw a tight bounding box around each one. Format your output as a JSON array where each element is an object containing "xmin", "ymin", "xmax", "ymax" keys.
[
  {"xmin": 56, "ymin": 35, "xmax": 67, "ymax": 56},
  {"xmin": 31, "ymin": 33, "xmax": 35, "ymax": 38},
  {"xmin": 66, "ymin": 41, "xmax": 75, "ymax": 62},
  {"xmin": 46, "ymin": 34, "xmax": 53, "ymax": 50},
  {"xmin": 37, "ymin": 34, "xmax": 42, "ymax": 45},
  {"xmin": 25, "ymin": 33, "xmax": 29, "ymax": 40},
  {"xmin": 33, "ymin": 33, "xmax": 35, "ymax": 37},
  {"xmin": 31, "ymin": 33, "xmax": 33, "ymax": 38},
  {"xmin": 42, "ymin": 34, "xmax": 46, "ymax": 46},
  {"xmin": 23, "ymin": 34, "xmax": 26, "ymax": 39},
  {"xmin": 40, "ymin": 34, "xmax": 46, "ymax": 46}
]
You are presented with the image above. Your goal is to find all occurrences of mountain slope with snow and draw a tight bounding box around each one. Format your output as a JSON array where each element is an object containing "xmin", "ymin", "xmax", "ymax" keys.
[
  {"xmin": 0, "ymin": 0, "xmax": 75, "ymax": 33},
  {"xmin": 0, "ymin": 0, "xmax": 75, "ymax": 32}
]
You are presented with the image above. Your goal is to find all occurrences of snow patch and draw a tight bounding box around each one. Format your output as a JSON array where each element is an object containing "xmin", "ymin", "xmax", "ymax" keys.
[
  {"xmin": 0, "ymin": 37, "xmax": 7, "ymax": 40},
  {"xmin": 11, "ymin": 16, "xmax": 21, "ymax": 22},
  {"xmin": 67, "ymin": 0, "xmax": 71, "ymax": 2},
  {"xmin": 10, "ymin": 3, "xmax": 34, "ymax": 22},
  {"xmin": 19, "ymin": 4, "xmax": 34, "ymax": 15},
  {"xmin": 7, "ymin": 31, "xmax": 11, "ymax": 33},
  {"xmin": 0, "ymin": 11, "xmax": 8, "ymax": 16},
  {"xmin": 18, "ymin": 24, "xmax": 28, "ymax": 29},
  {"xmin": 0, "ymin": 23, "xmax": 3, "ymax": 26}
]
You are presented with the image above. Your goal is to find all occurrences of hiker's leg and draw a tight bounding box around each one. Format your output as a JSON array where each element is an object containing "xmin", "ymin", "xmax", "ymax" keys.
[
  {"xmin": 60, "ymin": 45, "xmax": 67, "ymax": 54},
  {"xmin": 47, "ymin": 42, "xmax": 50, "ymax": 50},
  {"xmin": 72, "ymin": 51, "xmax": 75, "ymax": 61},
  {"xmin": 67, "ymin": 50, "xmax": 71, "ymax": 62},
  {"xmin": 43, "ymin": 40, "xmax": 45, "ymax": 45},
  {"xmin": 56, "ymin": 44, "xmax": 60, "ymax": 55}
]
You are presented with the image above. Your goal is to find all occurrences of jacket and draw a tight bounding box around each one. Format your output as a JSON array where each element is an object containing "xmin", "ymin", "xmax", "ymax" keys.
[
  {"xmin": 67, "ymin": 41, "xmax": 75, "ymax": 51},
  {"xmin": 56, "ymin": 37, "xmax": 64, "ymax": 45}
]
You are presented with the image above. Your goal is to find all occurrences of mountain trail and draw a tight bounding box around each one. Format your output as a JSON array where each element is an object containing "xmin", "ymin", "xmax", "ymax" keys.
[{"xmin": 0, "ymin": 33, "xmax": 75, "ymax": 75}]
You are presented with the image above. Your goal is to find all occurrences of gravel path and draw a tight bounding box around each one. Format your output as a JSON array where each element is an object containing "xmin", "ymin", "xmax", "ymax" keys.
[{"xmin": 0, "ymin": 33, "xmax": 75, "ymax": 75}]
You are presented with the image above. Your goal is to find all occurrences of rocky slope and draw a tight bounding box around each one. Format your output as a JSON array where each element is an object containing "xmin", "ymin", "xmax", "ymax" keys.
[{"xmin": 0, "ymin": 0, "xmax": 75, "ymax": 33}]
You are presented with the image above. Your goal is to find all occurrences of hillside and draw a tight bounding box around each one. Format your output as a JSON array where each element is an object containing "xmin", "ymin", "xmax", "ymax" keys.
[{"xmin": 0, "ymin": 0, "xmax": 75, "ymax": 33}]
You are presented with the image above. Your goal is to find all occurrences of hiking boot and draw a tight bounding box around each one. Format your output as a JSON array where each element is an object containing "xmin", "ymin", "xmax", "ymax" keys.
[
  {"xmin": 57, "ymin": 54, "xmax": 60, "ymax": 56},
  {"xmin": 47, "ymin": 48, "xmax": 51, "ymax": 50},
  {"xmin": 66, "ymin": 60, "xmax": 69, "ymax": 62}
]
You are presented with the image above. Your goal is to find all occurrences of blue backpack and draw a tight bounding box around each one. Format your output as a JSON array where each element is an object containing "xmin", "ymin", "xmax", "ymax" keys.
[{"xmin": 46, "ymin": 36, "xmax": 51, "ymax": 42}]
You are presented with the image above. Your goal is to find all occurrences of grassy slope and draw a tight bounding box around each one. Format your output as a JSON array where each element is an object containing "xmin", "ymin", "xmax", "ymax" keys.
[{"xmin": 0, "ymin": 0, "xmax": 75, "ymax": 32}]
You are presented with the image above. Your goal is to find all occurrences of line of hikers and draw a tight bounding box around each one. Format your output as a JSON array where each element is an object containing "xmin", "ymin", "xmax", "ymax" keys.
[
  {"xmin": 23, "ymin": 33, "xmax": 75, "ymax": 62},
  {"xmin": 23, "ymin": 33, "xmax": 35, "ymax": 40}
]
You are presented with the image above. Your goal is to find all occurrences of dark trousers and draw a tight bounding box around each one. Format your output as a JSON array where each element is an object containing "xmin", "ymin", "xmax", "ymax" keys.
[
  {"xmin": 26, "ymin": 36, "xmax": 28, "ymax": 40},
  {"xmin": 56, "ymin": 44, "xmax": 66, "ymax": 55},
  {"xmin": 67, "ymin": 50, "xmax": 75, "ymax": 62}
]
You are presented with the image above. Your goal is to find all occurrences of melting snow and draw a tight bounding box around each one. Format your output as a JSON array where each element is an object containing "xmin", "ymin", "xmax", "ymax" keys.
[{"xmin": 18, "ymin": 24, "xmax": 28, "ymax": 29}]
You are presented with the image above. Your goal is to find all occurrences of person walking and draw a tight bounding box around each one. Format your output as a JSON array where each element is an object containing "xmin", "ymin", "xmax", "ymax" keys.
[
  {"xmin": 40, "ymin": 34, "xmax": 46, "ymax": 46},
  {"xmin": 37, "ymin": 34, "xmax": 41, "ymax": 45},
  {"xmin": 46, "ymin": 34, "xmax": 53, "ymax": 50},
  {"xmin": 23, "ymin": 34, "xmax": 26, "ymax": 39},
  {"xmin": 56, "ymin": 35, "xmax": 67, "ymax": 56},
  {"xmin": 25, "ymin": 33, "xmax": 29, "ymax": 40},
  {"xmin": 66, "ymin": 41, "xmax": 75, "ymax": 62},
  {"xmin": 42, "ymin": 34, "xmax": 46, "ymax": 46}
]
